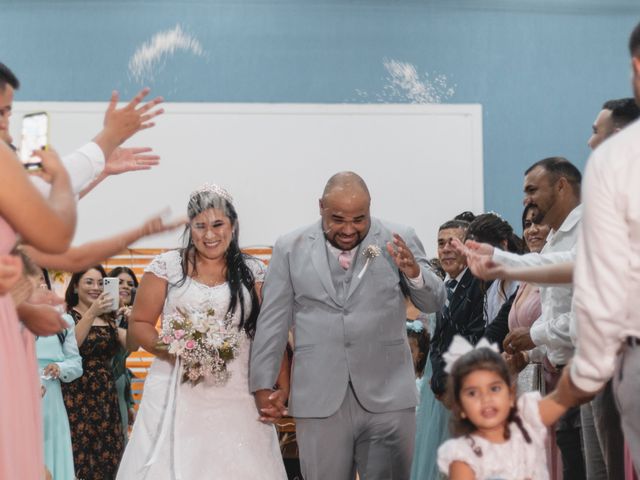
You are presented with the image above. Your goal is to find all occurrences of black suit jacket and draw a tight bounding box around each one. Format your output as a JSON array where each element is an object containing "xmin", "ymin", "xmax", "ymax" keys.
[{"xmin": 430, "ymin": 268, "xmax": 488, "ymax": 396}]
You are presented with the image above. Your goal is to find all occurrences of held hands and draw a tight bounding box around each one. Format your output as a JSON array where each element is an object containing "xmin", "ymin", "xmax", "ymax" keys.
[
  {"xmin": 503, "ymin": 351, "xmax": 528, "ymax": 375},
  {"xmin": 386, "ymin": 233, "xmax": 420, "ymax": 278},
  {"xmin": 503, "ymin": 327, "xmax": 536, "ymax": 354},
  {"xmin": 254, "ymin": 388, "xmax": 289, "ymax": 424},
  {"xmin": 43, "ymin": 363, "xmax": 61, "ymax": 380},
  {"xmin": 552, "ymin": 365, "xmax": 598, "ymax": 408}
]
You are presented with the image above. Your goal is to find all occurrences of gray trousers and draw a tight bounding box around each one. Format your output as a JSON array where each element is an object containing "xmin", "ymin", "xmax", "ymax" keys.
[
  {"xmin": 614, "ymin": 341, "xmax": 640, "ymax": 476},
  {"xmin": 581, "ymin": 401, "xmax": 607, "ymax": 479},
  {"xmin": 592, "ymin": 381, "xmax": 625, "ymax": 480},
  {"xmin": 296, "ymin": 384, "xmax": 416, "ymax": 480}
]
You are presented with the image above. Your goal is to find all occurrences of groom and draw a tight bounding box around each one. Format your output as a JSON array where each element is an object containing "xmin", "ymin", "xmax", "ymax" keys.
[{"xmin": 250, "ymin": 172, "xmax": 445, "ymax": 480}]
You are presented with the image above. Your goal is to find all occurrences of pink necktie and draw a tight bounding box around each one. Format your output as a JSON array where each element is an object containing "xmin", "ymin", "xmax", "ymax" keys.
[{"xmin": 338, "ymin": 250, "xmax": 352, "ymax": 270}]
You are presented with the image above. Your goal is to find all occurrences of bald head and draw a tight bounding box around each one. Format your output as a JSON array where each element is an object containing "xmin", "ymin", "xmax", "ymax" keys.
[
  {"xmin": 322, "ymin": 171, "xmax": 370, "ymax": 201},
  {"xmin": 319, "ymin": 172, "xmax": 371, "ymax": 250}
]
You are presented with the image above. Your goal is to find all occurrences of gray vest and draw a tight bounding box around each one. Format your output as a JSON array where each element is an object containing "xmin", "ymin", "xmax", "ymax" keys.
[{"xmin": 326, "ymin": 245, "xmax": 359, "ymax": 305}]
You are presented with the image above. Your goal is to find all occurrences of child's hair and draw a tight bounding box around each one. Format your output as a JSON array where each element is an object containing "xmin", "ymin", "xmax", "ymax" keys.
[
  {"xmin": 406, "ymin": 320, "xmax": 430, "ymax": 377},
  {"xmin": 446, "ymin": 346, "xmax": 531, "ymax": 455}
]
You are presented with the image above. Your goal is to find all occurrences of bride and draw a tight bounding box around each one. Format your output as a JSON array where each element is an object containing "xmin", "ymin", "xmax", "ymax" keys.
[{"xmin": 117, "ymin": 185, "xmax": 288, "ymax": 479}]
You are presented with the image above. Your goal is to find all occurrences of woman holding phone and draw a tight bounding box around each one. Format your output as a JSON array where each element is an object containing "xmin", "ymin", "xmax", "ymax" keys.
[{"xmin": 61, "ymin": 265, "xmax": 126, "ymax": 480}]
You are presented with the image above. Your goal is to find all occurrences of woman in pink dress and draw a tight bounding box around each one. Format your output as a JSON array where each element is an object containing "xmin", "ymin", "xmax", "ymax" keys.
[
  {"xmin": 506, "ymin": 204, "xmax": 562, "ymax": 480},
  {"xmin": 0, "ymin": 142, "xmax": 76, "ymax": 480}
]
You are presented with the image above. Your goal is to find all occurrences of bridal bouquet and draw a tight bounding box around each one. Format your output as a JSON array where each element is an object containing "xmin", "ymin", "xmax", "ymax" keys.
[{"xmin": 157, "ymin": 306, "xmax": 243, "ymax": 385}]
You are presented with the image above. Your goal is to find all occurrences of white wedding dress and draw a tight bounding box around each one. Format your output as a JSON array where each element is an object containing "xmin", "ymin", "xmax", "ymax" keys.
[{"xmin": 117, "ymin": 251, "xmax": 287, "ymax": 480}]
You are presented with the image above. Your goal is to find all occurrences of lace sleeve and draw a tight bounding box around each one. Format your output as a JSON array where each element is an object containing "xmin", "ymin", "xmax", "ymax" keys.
[
  {"xmin": 244, "ymin": 255, "xmax": 267, "ymax": 283},
  {"xmin": 145, "ymin": 250, "xmax": 181, "ymax": 282}
]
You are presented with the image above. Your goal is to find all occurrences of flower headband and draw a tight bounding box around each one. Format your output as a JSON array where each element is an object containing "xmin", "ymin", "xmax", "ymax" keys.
[
  {"xmin": 406, "ymin": 320, "xmax": 425, "ymax": 333},
  {"xmin": 190, "ymin": 183, "xmax": 233, "ymax": 204},
  {"xmin": 443, "ymin": 335, "xmax": 500, "ymax": 374}
]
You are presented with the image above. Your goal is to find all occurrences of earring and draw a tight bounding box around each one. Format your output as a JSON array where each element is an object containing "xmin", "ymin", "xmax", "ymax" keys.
[{"xmin": 461, "ymin": 412, "xmax": 467, "ymax": 419}]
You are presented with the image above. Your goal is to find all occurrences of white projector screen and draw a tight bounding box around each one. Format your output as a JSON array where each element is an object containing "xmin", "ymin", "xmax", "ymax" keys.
[{"xmin": 11, "ymin": 102, "xmax": 483, "ymax": 257}]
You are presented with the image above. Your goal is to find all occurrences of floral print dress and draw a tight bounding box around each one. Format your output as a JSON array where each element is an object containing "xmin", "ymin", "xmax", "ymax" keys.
[{"xmin": 62, "ymin": 310, "xmax": 123, "ymax": 479}]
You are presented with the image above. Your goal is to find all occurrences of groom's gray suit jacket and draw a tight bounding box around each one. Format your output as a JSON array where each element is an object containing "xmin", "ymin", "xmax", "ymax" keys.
[{"xmin": 249, "ymin": 218, "xmax": 446, "ymax": 418}]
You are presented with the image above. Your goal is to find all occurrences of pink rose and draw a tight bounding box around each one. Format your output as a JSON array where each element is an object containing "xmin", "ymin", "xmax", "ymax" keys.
[
  {"xmin": 162, "ymin": 335, "xmax": 172, "ymax": 344},
  {"xmin": 185, "ymin": 339, "xmax": 196, "ymax": 350},
  {"xmin": 174, "ymin": 329, "xmax": 185, "ymax": 340}
]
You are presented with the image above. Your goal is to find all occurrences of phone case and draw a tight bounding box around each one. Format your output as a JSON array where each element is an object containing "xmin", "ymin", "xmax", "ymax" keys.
[{"xmin": 102, "ymin": 277, "xmax": 120, "ymax": 312}]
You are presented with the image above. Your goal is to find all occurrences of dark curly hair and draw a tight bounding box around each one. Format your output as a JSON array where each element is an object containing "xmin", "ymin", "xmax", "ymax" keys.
[
  {"xmin": 446, "ymin": 346, "xmax": 531, "ymax": 456},
  {"xmin": 178, "ymin": 189, "xmax": 260, "ymax": 338}
]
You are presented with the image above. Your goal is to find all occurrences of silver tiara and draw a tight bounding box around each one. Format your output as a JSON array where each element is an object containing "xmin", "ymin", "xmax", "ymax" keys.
[{"xmin": 189, "ymin": 183, "xmax": 233, "ymax": 204}]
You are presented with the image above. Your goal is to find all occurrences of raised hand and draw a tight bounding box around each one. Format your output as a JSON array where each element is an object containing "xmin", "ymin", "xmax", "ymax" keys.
[
  {"xmin": 464, "ymin": 239, "xmax": 495, "ymax": 256},
  {"xmin": 139, "ymin": 213, "xmax": 188, "ymax": 238},
  {"xmin": 103, "ymin": 88, "xmax": 164, "ymax": 144},
  {"xmin": 93, "ymin": 88, "xmax": 164, "ymax": 159},
  {"xmin": 386, "ymin": 233, "xmax": 420, "ymax": 278},
  {"xmin": 466, "ymin": 251, "xmax": 506, "ymax": 280},
  {"xmin": 104, "ymin": 147, "xmax": 160, "ymax": 176}
]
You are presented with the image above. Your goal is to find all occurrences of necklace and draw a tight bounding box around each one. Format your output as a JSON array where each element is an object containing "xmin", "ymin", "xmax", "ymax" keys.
[{"xmin": 192, "ymin": 273, "xmax": 226, "ymax": 287}]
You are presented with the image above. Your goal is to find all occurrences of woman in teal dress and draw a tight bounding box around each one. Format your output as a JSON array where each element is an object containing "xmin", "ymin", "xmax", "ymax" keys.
[
  {"xmin": 410, "ymin": 313, "xmax": 450, "ymax": 480},
  {"xmin": 35, "ymin": 269, "xmax": 83, "ymax": 480}
]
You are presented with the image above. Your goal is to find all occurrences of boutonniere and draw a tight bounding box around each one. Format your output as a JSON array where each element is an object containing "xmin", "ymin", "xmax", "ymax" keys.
[{"xmin": 357, "ymin": 244, "xmax": 382, "ymax": 279}]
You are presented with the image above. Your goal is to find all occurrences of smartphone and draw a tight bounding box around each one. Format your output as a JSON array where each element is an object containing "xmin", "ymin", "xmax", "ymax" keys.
[
  {"xmin": 19, "ymin": 111, "xmax": 49, "ymax": 171},
  {"xmin": 129, "ymin": 287, "xmax": 137, "ymax": 306},
  {"xmin": 102, "ymin": 277, "xmax": 120, "ymax": 312}
]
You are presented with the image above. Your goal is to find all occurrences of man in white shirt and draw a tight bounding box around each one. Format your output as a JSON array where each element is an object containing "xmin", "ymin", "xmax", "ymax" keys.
[
  {"xmin": 558, "ymin": 21, "xmax": 640, "ymax": 472},
  {"xmin": 466, "ymin": 156, "xmax": 585, "ymax": 479},
  {"xmin": 0, "ymin": 61, "xmax": 163, "ymax": 198}
]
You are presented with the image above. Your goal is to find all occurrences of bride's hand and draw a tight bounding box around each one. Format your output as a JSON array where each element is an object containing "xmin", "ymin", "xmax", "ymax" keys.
[
  {"xmin": 151, "ymin": 342, "xmax": 176, "ymax": 363},
  {"xmin": 254, "ymin": 388, "xmax": 288, "ymax": 424}
]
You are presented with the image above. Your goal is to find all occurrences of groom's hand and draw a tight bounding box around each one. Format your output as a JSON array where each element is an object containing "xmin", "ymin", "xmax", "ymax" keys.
[
  {"xmin": 254, "ymin": 388, "xmax": 288, "ymax": 424},
  {"xmin": 386, "ymin": 233, "xmax": 420, "ymax": 278}
]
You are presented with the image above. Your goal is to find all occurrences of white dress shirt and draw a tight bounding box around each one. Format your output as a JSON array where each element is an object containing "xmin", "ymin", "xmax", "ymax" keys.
[
  {"xmin": 30, "ymin": 142, "xmax": 105, "ymax": 197},
  {"xmin": 493, "ymin": 205, "xmax": 582, "ymax": 366},
  {"xmin": 571, "ymin": 119, "xmax": 640, "ymax": 392}
]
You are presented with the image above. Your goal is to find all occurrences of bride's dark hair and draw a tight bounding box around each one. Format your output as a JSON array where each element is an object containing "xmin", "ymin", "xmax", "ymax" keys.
[{"xmin": 177, "ymin": 188, "xmax": 260, "ymax": 338}]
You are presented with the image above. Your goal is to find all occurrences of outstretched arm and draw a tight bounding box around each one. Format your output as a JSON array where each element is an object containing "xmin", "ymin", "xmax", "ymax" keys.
[
  {"xmin": 92, "ymin": 88, "xmax": 164, "ymax": 161},
  {"xmin": 448, "ymin": 461, "xmax": 476, "ymax": 480},
  {"xmin": 21, "ymin": 214, "xmax": 185, "ymax": 272},
  {"xmin": 79, "ymin": 146, "xmax": 160, "ymax": 198}
]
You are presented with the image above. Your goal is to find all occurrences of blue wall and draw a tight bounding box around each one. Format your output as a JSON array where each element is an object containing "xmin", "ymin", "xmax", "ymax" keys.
[{"xmin": 2, "ymin": 0, "xmax": 639, "ymax": 229}]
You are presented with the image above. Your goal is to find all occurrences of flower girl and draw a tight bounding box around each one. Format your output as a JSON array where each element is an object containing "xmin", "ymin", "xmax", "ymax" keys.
[{"xmin": 437, "ymin": 336, "xmax": 570, "ymax": 480}]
